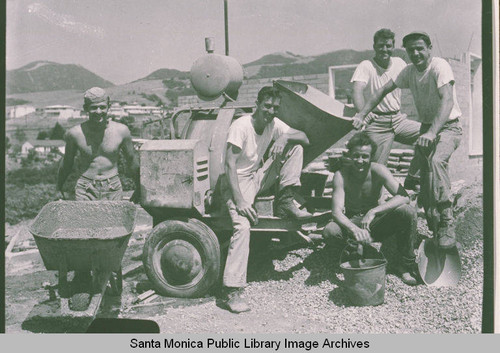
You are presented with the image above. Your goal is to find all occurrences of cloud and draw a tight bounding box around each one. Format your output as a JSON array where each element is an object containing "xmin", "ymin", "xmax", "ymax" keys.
[{"xmin": 27, "ymin": 2, "xmax": 104, "ymax": 39}]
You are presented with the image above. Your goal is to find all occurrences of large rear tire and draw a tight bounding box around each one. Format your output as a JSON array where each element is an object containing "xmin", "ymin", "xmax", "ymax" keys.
[{"xmin": 143, "ymin": 219, "xmax": 220, "ymax": 298}]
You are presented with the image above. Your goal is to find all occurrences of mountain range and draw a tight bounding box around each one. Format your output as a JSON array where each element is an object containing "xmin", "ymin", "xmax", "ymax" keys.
[
  {"xmin": 6, "ymin": 61, "xmax": 114, "ymax": 94},
  {"xmin": 5, "ymin": 49, "xmax": 409, "ymax": 107}
]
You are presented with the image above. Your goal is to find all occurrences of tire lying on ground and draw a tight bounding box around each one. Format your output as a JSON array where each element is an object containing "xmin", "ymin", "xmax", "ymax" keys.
[{"xmin": 143, "ymin": 219, "xmax": 221, "ymax": 298}]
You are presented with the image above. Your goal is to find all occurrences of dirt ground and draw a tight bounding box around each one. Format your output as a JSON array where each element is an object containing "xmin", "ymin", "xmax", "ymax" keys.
[{"xmin": 5, "ymin": 182, "xmax": 484, "ymax": 334}]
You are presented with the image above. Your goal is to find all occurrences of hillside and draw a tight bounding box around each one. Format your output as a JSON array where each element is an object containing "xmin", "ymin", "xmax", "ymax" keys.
[
  {"xmin": 247, "ymin": 49, "xmax": 409, "ymax": 78},
  {"xmin": 5, "ymin": 48, "xmax": 410, "ymax": 109},
  {"xmin": 6, "ymin": 61, "xmax": 114, "ymax": 94},
  {"xmin": 6, "ymin": 80, "xmax": 170, "ymax": 109},
  {"xmin": 137, "ymin": 68, "xmax": 189, "ymax": 81}
]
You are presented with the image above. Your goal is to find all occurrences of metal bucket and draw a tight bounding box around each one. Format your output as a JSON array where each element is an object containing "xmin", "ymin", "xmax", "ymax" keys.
[{"xmin": 340, "ymin": 258, "xmax": 387, "ymax": 306}]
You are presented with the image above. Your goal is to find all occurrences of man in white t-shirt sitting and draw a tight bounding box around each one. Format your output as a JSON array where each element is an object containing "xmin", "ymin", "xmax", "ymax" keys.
[
  {"xmin": 221, "ymin": 86, "xmax": 312, "ymax": 313},
  {"xmin": 353, "ymin": 32, "xmax": 462, "ymax": 250},
  {"xmin": 351, "ymin": 28, "xmax": 421, "ymax": 190}
]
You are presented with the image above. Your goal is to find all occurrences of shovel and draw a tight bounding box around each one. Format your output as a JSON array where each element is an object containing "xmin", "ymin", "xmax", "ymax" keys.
[{"xmin": 416, "ymin": 139, "xmax": 461, "ymax": 287}]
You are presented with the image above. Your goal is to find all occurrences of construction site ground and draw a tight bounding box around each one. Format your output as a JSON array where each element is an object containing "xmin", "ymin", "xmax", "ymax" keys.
[{"xmin": 5, "ymin": 181, "xmax": 483, "ymax": 334}]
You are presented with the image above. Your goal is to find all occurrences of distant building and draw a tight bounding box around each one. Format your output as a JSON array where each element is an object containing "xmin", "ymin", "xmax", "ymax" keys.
[
  {"xmin": 21, "ymin": 140, "xmax": 66, "ymax": 157},
  {"xmin": 108, "ymin": 103, "xmax": 129, "ymax": 119},
  {"xmin": 7, "ymin": 105, "xmax": 36, "ymax": 119},
  {"xmin": 123, "ymin": 103, "xmax": 163, "ymax": 116},
  {"xmin": 44, "ymin": 105, "xmax": 81, "ymax": 120}
]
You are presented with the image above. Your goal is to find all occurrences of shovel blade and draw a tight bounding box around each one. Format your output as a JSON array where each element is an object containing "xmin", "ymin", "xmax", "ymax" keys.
[{"xmin": 417, "ymin": 239, "xmax": 461, "ymax": 287}]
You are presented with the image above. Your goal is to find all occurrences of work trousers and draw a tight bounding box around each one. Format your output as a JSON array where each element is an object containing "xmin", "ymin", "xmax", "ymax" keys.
[
  {"xmin": 75, "ymin": 174, "xmax": 123, "ymax": 201},
  {"xmin": 417, "ymin": 119, "xmax": 462, "ymax": 210},
  {"xmin": 323, "ymin": 204, "xmax": 417, "ymax": 261},
  {"xmin": 365, "ymin": 112, "xmax": 421, "ymax": 177},
  {"xmin": 223, "ymin": 144, "xmax": 303, "ymax": 288}
]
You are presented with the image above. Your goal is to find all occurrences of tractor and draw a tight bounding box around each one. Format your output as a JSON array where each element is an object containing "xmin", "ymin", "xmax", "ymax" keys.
[{"xmin": 139, "ymin": 43, "xmax": 356, "ymax": 298}]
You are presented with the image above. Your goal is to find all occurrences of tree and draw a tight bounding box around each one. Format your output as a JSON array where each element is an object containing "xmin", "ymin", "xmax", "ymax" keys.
[
  {"xmin": 50, "ymin": 123, "xmax": 66, "ymax": 140},
  {"xmin": 5, "ymin": 136, "xmax": 11, "ymax": 151},
  {"xmin": 119, "ymin": 115, "xmax": 135, "ymax": 128},
  {"xmin": 37, "ymin": 130, "xmax": 50, "ymax": 140},
  {"xmin": 14, "ymin": 127, "xmax": 26, "ymax": 142}
]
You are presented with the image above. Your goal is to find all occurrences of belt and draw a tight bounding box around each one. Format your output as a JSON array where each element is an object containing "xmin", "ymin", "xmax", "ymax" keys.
[
  {"xmin": 80, "ymin": 174, "xmax": 119, "ymax": 184},
  {"xmin": 372, "ymin": 110, "xmax": 400, "ymax": 116}
]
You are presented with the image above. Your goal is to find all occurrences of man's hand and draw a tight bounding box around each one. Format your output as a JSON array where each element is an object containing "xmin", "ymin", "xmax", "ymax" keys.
[
  {"xmin": 235, "ymin": 199, "xmax": 258, "ymax": 225},
  {"xmin": 417, "ymin": 131, "xmax": 437, "ymax": 148},
  {"xmin": 352, "ymin": 114, "xmax": 366, "ymax": 130},
  {"xmin": 361, "ymin": 210, "xmax": 376, "ymax": 231},
  {"xmin": 350, "ymin": 225, "xmax": 372, "ymax": 244},
  {"xmin": 269, "ymin": 136, "xmax": 288, "ymax": 158}
]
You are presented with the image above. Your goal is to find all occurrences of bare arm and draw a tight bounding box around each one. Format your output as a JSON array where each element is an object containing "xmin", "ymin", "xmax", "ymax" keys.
[
  {"xmin": 351, "ymin": 81, "xmax": 372, "ymax": 129},
  {"xmin": 369, "ymin": 164, "xmax": 409, "ymax": 214},
  {"xmin": 121, "ymin": 130, "xmax": 140, "ymax": 184},
  {"xmin": 352, "ymin": 81, "xmax": 367, "ymax": 112},
  {"xmin": 331, "ymin": 172, "xmax": 371, "ymax": 243},
  {"xmin": 57, "ymin": 131, "xmax": 77, "ymax": 192},
  {"xmin": 354, "ymin": 80, "xmax": 397, "ymax": 121},
  {"xmin": 225, "ymin": 143, "xmax": 257, "ymax": 224},
  {"xmin": 361, "ymin": 164, "xmax": 410, "ymax": 230},
  {"xmin": 121, "ymin": 129, "xmax": 141, "ymax": 202},
  {"xmin": 417, "ymin": 83, "xmax": 455, "ymax": 147},
  {"xmin": 269, "ymin": 129, "xmax": 309, "ymax": 158}
]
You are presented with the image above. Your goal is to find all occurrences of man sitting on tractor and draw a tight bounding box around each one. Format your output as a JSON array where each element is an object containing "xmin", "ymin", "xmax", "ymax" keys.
[
  {"xmin": 323, "ymin": 132, "xmax": 419, "ymax": 286},
  {"xmin": 221, "ymin": 86, "xmax": 312, "ymax": 313}
]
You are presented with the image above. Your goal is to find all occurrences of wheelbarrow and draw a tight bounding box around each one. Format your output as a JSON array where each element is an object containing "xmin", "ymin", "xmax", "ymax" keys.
[
  {"xmin": 24, "ymin": 201, "xmax": 137, "ymax": 332},
  {"xmin": 415, "ymin": 141, "xmax": 461, "ymax": 287}
]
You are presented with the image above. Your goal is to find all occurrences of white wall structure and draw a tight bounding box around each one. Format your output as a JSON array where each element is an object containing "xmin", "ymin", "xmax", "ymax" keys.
[
  {"xmin": 7, "ymin": 105, "xmax": 36, "ymax": 119},
  {"xmin": 44, "ymin": 105, "xmax": 81, "ymax": 120}
]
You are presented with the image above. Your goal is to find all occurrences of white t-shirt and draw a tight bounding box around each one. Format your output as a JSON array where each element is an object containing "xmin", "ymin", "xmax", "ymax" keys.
[
  {"xmin": 395, "ymin": 57, "xmax": 462, "ymax": 124},
  {"xmin": 226, "ymin": 115, "xmax": 290, "ymax": 177},
  {"xmin": 350, "ymin": 57, "xmax": 407, "ymax": 113}
]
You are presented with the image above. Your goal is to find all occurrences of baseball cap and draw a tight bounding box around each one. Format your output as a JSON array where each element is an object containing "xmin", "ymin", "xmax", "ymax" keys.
[
  {"xmin": 402, "ymin": 31, "xmax": 431, "ymax": 47},
  {"xmin": 84, "ymin": 87, "xmax": 109, "ymax": 105}
]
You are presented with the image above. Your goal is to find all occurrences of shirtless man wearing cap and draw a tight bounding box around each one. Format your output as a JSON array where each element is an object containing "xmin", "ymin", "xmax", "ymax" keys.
[{"xmin": 57, "ymin": 87, "xmax": 139, "ymax": 202}]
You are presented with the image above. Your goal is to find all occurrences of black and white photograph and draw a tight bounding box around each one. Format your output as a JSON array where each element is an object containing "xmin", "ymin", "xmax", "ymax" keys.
[{"xmin": 3, "ymin": 0, "xmax": 495, "ymax": 338}]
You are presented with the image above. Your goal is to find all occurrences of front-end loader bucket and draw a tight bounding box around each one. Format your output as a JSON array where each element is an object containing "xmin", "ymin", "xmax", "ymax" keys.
[{"xmin": 274, "ymin": 80, "xmax": 356, "ymax": 166}]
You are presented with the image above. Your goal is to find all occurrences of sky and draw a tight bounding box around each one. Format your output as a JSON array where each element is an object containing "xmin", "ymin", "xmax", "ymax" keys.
[{"xmin": 6, "ymin": 0, "xmax": 482, "ymax": 85}]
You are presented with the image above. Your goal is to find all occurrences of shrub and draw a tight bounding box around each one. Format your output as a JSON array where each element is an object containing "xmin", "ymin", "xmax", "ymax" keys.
[
  {"xmin": 6, "ymin": 162, "xmax": 60, "ymax": 186},
  {"xmin": 5, "ymin": 183, "xmax": 59, "ymax": 224}
]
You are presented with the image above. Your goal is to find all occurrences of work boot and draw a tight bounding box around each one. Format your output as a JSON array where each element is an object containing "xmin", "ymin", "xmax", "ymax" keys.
[
  {"xmin": 397, "ymin": 256, "xmax": 419, "ymax": 286},
  {"xmin": 437, "ymin": 208, "xmax": 456, "ymax": 249},
  {"xmin": 275, "ymin": 186, "xmax": 313, "ymax": 220},
  {"xmin": 221, "ymin": 287, "xmax": 250, "ymax": 314}
]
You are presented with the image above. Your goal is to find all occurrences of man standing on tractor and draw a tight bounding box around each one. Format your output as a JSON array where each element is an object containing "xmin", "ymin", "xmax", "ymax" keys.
[
  {"xmin": 57, "ymin": 87, "xmax": 140, "ymax": 202},
  {"xmin": 221, "ymin": 86, "xmax": 312, "ymax": 313},
  {"xmin": 350, "ymin": 28, "xmax": 421, "ymax": 190},
  {"xmin": 353, "ymin": 31, "xmax": 462, "ymax": 249},
  {"xmin": 323, "ymin": 132, "xmax": 418, "ymax": 285}
]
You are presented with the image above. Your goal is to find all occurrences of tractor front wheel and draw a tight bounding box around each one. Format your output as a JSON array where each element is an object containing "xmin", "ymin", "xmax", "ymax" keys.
[{"xmin": 143, "ymin": 219, "xmax": 221, "ymax": 298}]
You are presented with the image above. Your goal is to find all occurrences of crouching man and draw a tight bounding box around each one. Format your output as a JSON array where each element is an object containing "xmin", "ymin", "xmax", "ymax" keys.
[
  {"xmin": 323, "ymin": 132, "xmax": 418, "ymax": 285},
  {"xmin": 221, "ymin": 86, "xmax": 312, "ymax": 313}
]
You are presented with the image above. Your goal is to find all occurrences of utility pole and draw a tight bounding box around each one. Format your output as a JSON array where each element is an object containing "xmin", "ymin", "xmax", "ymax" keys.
[{"xmin": 224, "ymin": 0, "xmax": 229, "ymax": 55}]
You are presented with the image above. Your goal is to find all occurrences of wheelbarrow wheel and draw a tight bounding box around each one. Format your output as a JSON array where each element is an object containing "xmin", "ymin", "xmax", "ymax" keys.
[{"xmin": 143, "ymin": 219, "xmax": 221, "ymax": 298}]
